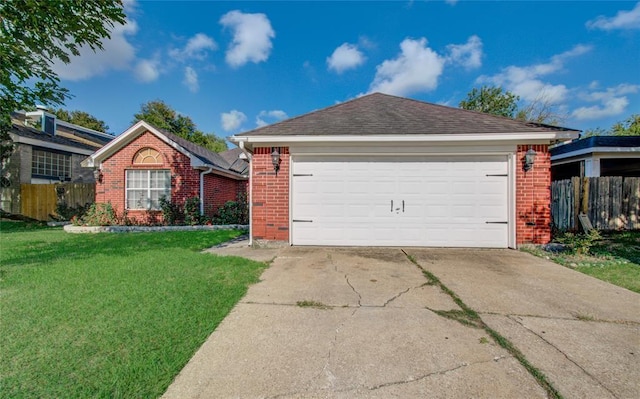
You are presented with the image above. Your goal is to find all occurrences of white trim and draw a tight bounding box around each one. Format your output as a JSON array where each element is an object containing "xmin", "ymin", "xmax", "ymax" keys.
[
  {"xmin": 248, "ymin": 155, "xmax": 253, "ymax": 246},
  {"xmin": 10, "ymin": 134, "xmax": 95, "ymax": 155},
  {"xmin": 288, "ymin": 154, "xmax": 293, "ymax": 246},
  {"xmin": 231, "ymin": 132, "xmax": 577, "ymax": 146},
  {"xmin": 508, "ymin": 153, "xmax": 517, "ymax": 249},
  {"xmin": 551, "ymin": 146, "xmax": 640, "ymax": 161}
]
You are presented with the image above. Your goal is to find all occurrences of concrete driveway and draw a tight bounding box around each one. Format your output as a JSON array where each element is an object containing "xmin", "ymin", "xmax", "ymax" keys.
[{"xmin": 163, "ymin": 247, "xmax": 639, "ymax": 399}]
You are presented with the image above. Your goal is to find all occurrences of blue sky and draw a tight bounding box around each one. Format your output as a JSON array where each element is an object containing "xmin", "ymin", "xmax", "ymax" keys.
[{"xmin": 55, "ymin": 1, "xmax": 640, "ymax": 140}]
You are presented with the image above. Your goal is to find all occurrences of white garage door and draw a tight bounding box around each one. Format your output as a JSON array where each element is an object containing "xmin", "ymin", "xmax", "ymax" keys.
[{"xmin": 291, "ymin": 156, "xmax": 509, "ymax": 247}]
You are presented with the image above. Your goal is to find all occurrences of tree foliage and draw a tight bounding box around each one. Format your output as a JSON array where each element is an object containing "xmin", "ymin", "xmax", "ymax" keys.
[
  {"xmin": 584, "ymin": 114, "xmax": 640, "ymax": 137},
  {"xmin": 459, "ymin": 86, "xmax": 520, "ymax": 118},
  {"xmin": 0, "ymin": 0, "xmax": 126, "ymax": 162},
  {"xmin": 49, "ymin": 108, "xmax": 109, "ymax": 133},
  {"xmin": 132, "ymin": 100, "xmax": 228, "ymax": 153}
]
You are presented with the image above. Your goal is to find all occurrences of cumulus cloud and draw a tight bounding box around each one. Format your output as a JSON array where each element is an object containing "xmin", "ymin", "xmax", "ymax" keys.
[
  {"xmin": 52, "ymin": 19, "xmax": 138, "ymax": 81},
  {"xmin": 183, "ymin": 67, "xmax": 199, "ymax": 93},
  {"xmin": 477, "ymin": 44, "xmax": 591, "ymax": 103},
  {"xmin": 221, "ymin": 110, "xmax": 247, "ymax": 132},
  {"xmin": 256, "ymin": 110, "xmax": 288, "ymax": 127},
  {"xmin": 169, "ymin": 33, "xmax": 217, "ymax": 61},
  {"xmin": 446, "ymin": 35, "xmax": 483, "ymax": 69},
  {"xmin": 572, "ymin": 83, "xmax": 640, "ymax": 120},
  {"xmin": 327, "ymin": 43, "xmax": 366, "ymax": 73},
  {"xmin": 368, "ymin": 38, "xmax": 445, "ymax": 96},
  {"xmin": 586, "ymin": 2, "xmax": 640, "ymax": 31},
  {"xmin": 134, "ymin": 54, "xmax": 162, "ymax": 82},
  {"xmin": 220, "ymin": 10, "xmax": 275, "ymax": 68}
]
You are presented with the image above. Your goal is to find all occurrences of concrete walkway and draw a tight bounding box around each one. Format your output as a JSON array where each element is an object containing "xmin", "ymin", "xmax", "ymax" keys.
[{"xmin": 163, "ymin": 246, "xmax": 639, "ymax": 399}]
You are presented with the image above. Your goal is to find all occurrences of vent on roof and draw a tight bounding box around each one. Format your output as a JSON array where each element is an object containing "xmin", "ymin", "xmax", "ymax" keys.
[{"xmin": 25, "ymin": 109, "xmax": 57, "ymax": 135}]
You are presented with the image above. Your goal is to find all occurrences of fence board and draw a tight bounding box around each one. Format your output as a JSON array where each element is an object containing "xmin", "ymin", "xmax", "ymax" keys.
[
  {"xmin": 20, "ymin": 183, "xmax": 95, "ymax": 221},
  {"xmin": 551, "ymin": 177, "xmax": 640, "ymax": 232}
]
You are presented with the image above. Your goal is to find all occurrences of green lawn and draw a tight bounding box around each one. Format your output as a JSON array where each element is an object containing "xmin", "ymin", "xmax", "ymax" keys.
[
  {"xmin": 0, "ymin": 220, "xmax": 267, "ymax": 399},
  {"xmin": 524, "ymin": 231, "xmax": 640, "ymax": 293}
]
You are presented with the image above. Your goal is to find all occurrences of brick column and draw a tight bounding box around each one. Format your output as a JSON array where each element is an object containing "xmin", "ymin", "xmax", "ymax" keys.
[
  {"xmin": 251, "ymin": 147, "xmax": 289, "ymax": 241},
  {"xmin": 516, "ymin": 144, "xmax": 551, "ymax": 245}
]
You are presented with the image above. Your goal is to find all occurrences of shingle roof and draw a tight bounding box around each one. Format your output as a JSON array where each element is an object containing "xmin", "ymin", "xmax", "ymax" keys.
[
  {"xmin": 10, "ymin": 122, "xmax": 101, "ymax": 152},
  {"xmin": 219, "ymin": 147, "xmax": 249, "ymax": 174},
  {"xmin": 550, "ymin": 136, "xmax": 640, "ymax": 156},
  {"xmin": 156, "ymin": 127, "xmax": 232, "ymax": 171},
  {"xmin": 237, "ymin": 93, "xmax": 579, "ymax": 136}
]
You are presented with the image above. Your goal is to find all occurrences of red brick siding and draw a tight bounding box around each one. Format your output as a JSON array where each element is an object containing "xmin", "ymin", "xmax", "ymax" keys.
[
  {"xmin": 515, "ymin": 144, "xmax": 552, "ymax": 245},
  {"xmin": 96, "ymin": 131, "xmax": 199, "ymax": 223},
  {"xmin": 202, "ymin": 173, "xmax": 246, "ymax": 218},
  {"xmin": 251, "ymin": 147, "xmax": 289, "ymax": 241}
]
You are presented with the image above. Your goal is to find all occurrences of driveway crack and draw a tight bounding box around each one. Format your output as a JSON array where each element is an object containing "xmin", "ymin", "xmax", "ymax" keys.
[
  {"xmin": 508, "ymin": 315, "xmax": 620, "ymax": 399},
  {"xmin": 345, "ymin": 275, "xmax": 362, "ymax": 306},
  {"xmin": 382, "ymin": 287, "xmax": 411, "ymax": 307}
]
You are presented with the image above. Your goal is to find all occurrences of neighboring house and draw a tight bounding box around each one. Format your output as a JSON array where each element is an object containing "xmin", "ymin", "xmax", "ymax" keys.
[
  {"xmin": 550, "ymin": 136, "xmax": 640, "ymax": 181},
  {"xmin": 1, "ymin": 108, "xmax": 114, "ymax": 214},
  {"xmin": 230, "ymin": 93, "xmax": 580, "ymax": 248},
  {"xmin": 81, "ymin": 121, "xmax": 248, "ymax": 223}
]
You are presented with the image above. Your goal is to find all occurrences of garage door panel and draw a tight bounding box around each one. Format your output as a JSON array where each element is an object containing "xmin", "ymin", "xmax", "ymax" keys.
[{"xmin": 292, "ymin": 157, "xmax": 509, "ymax": 247}]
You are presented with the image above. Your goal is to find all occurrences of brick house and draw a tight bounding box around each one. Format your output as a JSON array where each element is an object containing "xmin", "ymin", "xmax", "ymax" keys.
[
  {"xmin": 230, "ymin": 93, "xmax": 580, "ymax": 248},
  {"xmin": 81, "ymin": 121, "xmax": 248, "ymax": 223}
]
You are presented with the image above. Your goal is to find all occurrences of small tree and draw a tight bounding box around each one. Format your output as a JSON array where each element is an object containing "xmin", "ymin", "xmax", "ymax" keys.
[{"xmin": 459, "ymin": 86, "xmax": 519, "ymax": 118}]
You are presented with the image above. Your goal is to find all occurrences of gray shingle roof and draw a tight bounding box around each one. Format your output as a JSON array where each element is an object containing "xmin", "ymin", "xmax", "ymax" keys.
[
  {"xmin": 10, "ymin": 122, "xmax": 101, "ymax": 152},
  {"xmin": 237, "ymin": 93, "xmax": 579, "ymax": 136},
  {"xmin": 551, "ymin": 136, "xmax": 640, "ymax": 156},
  {"xmin": 156, "ymin": 127, "xmax": 233, "ymax": 171}
]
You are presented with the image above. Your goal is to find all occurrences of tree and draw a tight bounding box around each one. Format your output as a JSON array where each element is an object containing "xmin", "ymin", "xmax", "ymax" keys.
[
  {"xmin": 515, "ymin": 92, "xmax": 567, "ymax": 126},
  {"xmin": 49, "ymin": 108, "xmax": 109, "ymax": 133},
  {"xmin": 459, "ymin": 86, "xmax": 520, "ymax": 118},
  {"xmin": 0, "ymin": 1, "xmax": 126, "ymax": 162},
  {"xmin": 132, "ymin": 100, "xmax": 228, "ymax": 153},
  {"xmin": 584, "ymin": 114, "xmax": 640, "ymax": 137}
]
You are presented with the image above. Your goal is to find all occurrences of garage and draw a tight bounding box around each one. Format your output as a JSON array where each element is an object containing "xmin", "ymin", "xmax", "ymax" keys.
[
  {"xmin": 291, "ymin": 155, "xmax": 510, "ymax": 247},
  {"xmin": 231, "ymin": 93, "xmax": 580, "ymax": 247}
]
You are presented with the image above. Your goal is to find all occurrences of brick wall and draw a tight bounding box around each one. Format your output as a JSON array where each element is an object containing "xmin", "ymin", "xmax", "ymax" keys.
[
  {"xmin": 251, "ymin": 147, "xmax": 289, "ymax": 241},
  {"xmin": 515, "ymin": 144, "xmax": 551, "ymax": 245},
  {"xmin": 96, "ymin": 131, "xmax": 200, "ymax": 222},
  {"xmin": 202, "ymin": 173, "xmax": 246, "ymax": 218}
]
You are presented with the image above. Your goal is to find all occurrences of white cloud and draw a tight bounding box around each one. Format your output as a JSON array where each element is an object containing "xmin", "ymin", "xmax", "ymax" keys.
[
  {"xmin": 221, "ymin": 110, "xmax": 247, "ymax": 132},
  {"xmin": 446, "ymin": 35, "xmax": 483, "ymax": 69},
  {"xmin": 52, "ymin": 19, "xmax": 138, "ymax": 81},
  {"xmin": 368, "ymin": 38, "xmax": 445, "ymax": 96},
  {"xmin": 183, "ymin": 67, "xmax": 199, "ymax": 93},
  {"xmin": 572, "ymin": 83, "xmax": 640, "ymax": 120},
  {"xmin": 256, "ymin": 110, "xmax": 288, "ymax": 127},
  {"xmin": 134, "ymin": 56, "xmax": 161, "ymax": 82},
  {"xmin": 327, "ymin": 43, "xmax": 366, "ymax": 73},
  {"xmin": 586, "ymin": 2, "xmax": 640, "ymax": 31},
  {"xmin": 477, "ymin": 44, "xmax": 591, "ymax": 103},
  {"xmin": 220, "ymin": 10, "xmax": 275, "ymax": 68},
  {"xmin": 169, "ymin": 33, "xmax": 217, "ymax": 61}
]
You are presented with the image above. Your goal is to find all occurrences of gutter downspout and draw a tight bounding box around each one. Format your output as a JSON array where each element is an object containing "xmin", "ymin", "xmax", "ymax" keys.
[
  {"xmin": 238, "ymin": 141, "xmax": 253, "ymax": 246},
  {"xmin": 199, "ymin": 167, "xmax": 214, "ymax": 215}
]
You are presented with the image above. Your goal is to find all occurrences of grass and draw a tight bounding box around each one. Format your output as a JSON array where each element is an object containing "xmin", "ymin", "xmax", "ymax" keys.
[
  {"xmin": 296, "ymin": 300, "xmax": 330, "ymax": 310},
  {"xmin": 523, "ymin": 231, "xmax": 640, "ymax": 293},
  {"xmin": 0, "ymin": 220, "xmax": 267, "ymax": 399}
]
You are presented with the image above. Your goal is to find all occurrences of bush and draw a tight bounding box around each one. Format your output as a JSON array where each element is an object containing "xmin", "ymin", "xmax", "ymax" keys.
[
  {"xmin": 555, "ymin": 230, "xmax": 602, "ymax": 255},
  {"xmin": 159, "ymin": 196, "xmax": 181, "ymax": 225},
  {"xmin": 51, "ymin": 201, "xmax": 90, "ymax": 222},
  {"xmin": 213, "ymin": 195, "xmax": 248, "ymax": 225},
  {"xmin": 184, "ymin": 196, "xmax": 201, "ymax": 226},
  {"xmin": 75, "ymin": 203, "xmax": 120, "ymax": 226}
]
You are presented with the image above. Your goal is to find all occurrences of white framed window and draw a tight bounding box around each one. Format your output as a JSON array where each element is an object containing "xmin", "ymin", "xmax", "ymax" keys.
[
  {"xmin": 31, "ymin": 148, "xmax": 71, "ymax": 180},
  {"xmin": 125, "ymin": 170, "xmax": 171, "ymax": 210}
]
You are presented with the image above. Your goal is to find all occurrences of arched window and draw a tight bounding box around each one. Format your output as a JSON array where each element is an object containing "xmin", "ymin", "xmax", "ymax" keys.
[{"xmin": 133, "ymin": 148, "xmax": 162, "ymax": 165}]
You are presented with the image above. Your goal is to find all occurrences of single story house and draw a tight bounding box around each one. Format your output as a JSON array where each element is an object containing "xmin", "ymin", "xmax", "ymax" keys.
[
  {"xmin": 230, "ymin": 93, "xmax": 580, "ymax": 248},
  {"xmin": 550, "ymin": 136, "xmax": 640, "ymax": 181},
  {"xmin": 1, "ymin": 108, "xmax": 114, "ymax": 214},
  {"xmin": 81, "ymin": 121, "xmax": 248, "ymax": 223}
]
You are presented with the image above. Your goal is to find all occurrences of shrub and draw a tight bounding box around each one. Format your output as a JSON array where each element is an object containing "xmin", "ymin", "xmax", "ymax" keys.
[
  {"xmin": 555, "ymin": 230, "xmax": 602, "ymax": 255},
  {"xmin": 183, "ymin": 196, "xmax": 201, "ymax": 226},
  {"xmin": 159, "ymin": 196, "xmax": 181, "ymax": 225},
  {"xmin": 214, "ymin": 194, "xmax": 248, "ymax": 225},
  {"xmin": 51, "ymin": 201, "xmax": 90, "ymax": 222},
  {"xmin": 75, "ymin": 203, "xmax": 120, "ymax": 226}
]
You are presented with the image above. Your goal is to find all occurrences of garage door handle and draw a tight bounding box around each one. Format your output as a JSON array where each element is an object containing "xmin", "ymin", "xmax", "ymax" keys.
[
  {"xmin": 390, "ymin": 200, "xmax": 393, "ymax": 212},
  {"xmin": 486, "ymin": 174, "xmax": 508, "ymax": 177},
  {"xmin": 402, "ymin": 200, "xmax": 405, "ymax": 212},
  {"xmin": 293, "ymin": 219, "xmax": 313, "ymax": 223},
  {"xmin": 485, "ymin": 221, "xmax": 508, "ymax": 224}
]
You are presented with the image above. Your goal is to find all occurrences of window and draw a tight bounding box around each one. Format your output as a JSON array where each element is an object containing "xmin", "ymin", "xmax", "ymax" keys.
[
  {"xmin": 133, "ymin": 148, "xmax": 162, "ymax": 164},
  {"xmin": 126, "ymin": 170, "xmax": 171, "ymax": 210},
  {"xmin": 32, "ymin": 148, "xmax": 71, "ymax": 180}
]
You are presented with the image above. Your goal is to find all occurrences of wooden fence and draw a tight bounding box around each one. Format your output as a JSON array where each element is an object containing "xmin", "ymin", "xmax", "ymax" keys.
[
  {"xmin": 551, "ymin": 177, "xmax": 640, "ymax": 231},
  {"xmin": 20, "ymin": 183, "xmax": 95, "ymax": 221}
]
